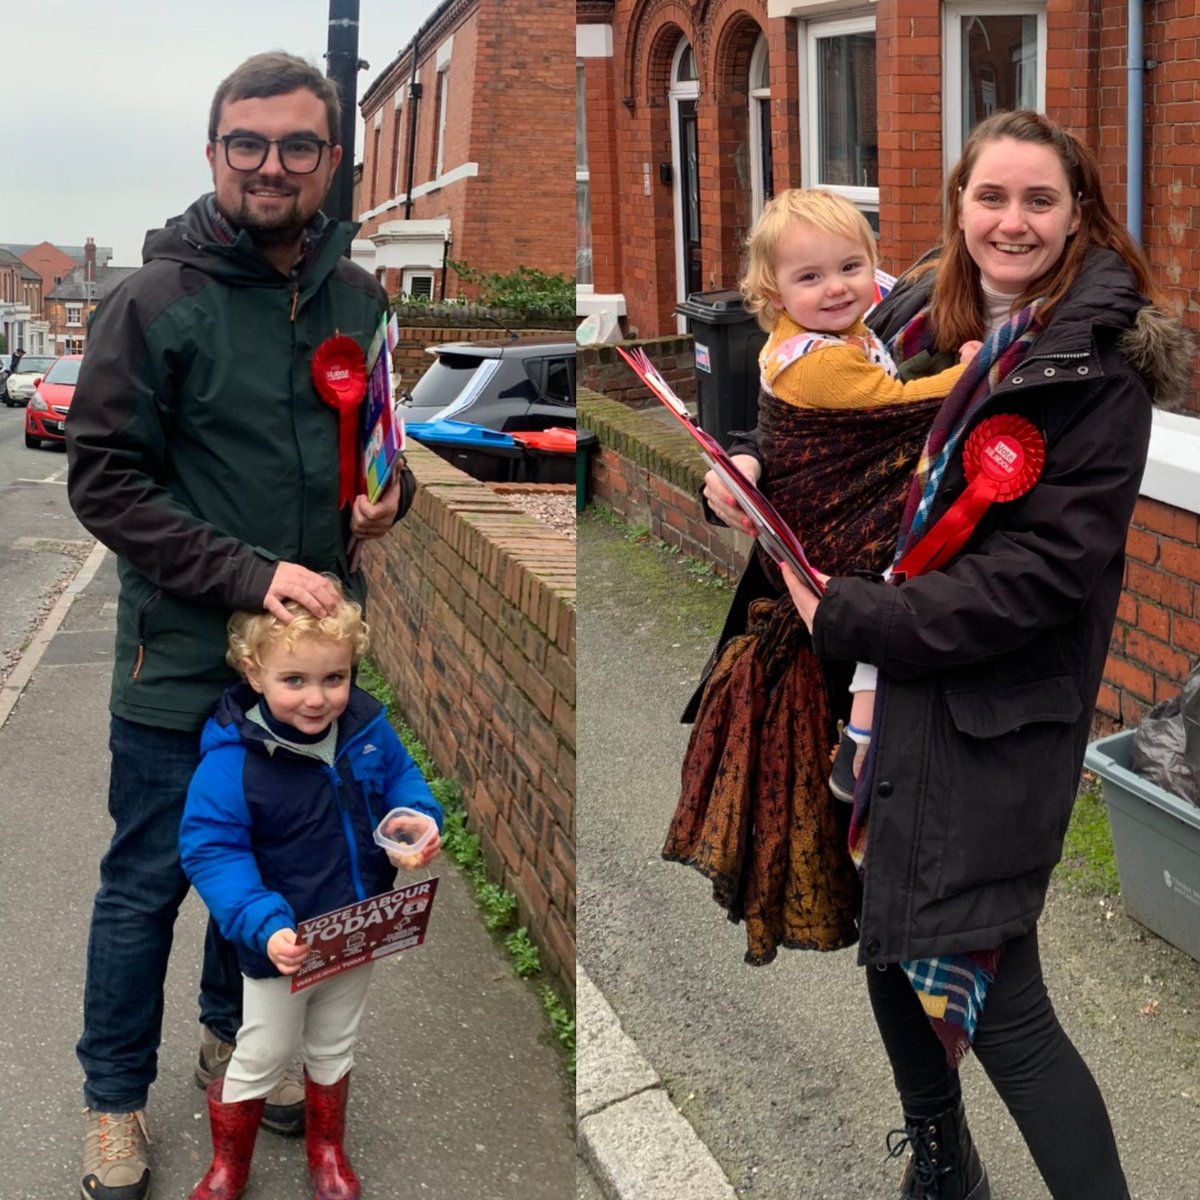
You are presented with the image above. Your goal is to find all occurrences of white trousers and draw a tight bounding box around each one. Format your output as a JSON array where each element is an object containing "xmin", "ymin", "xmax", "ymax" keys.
[{"xmin": 221, "ymin": 964, "xmax": 375, "ymax": 1103}]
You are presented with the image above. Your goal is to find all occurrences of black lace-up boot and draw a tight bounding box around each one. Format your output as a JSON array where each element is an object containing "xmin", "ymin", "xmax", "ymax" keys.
[{"xmin": 886, "ymin": 1098, "xmax": 990, "ymax": 1200}]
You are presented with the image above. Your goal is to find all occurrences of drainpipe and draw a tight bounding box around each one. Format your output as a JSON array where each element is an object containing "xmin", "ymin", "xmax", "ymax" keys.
[
  {"xmin": 403, "ymin": 27, "xmax": 425, "ymax": 219},
  {"xmin": 1127, "ymin": 0, "xmax": 1145, "ymax": 245}
]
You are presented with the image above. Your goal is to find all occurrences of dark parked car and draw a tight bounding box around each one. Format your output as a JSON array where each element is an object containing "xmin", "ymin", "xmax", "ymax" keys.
[{"xmin": 399, "ymin": 335, "xmax": 575, "ymax": 432}]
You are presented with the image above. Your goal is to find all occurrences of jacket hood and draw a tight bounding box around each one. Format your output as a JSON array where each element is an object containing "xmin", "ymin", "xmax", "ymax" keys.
[
  {"xmin": 1118, "ymin": 304, "xmax": 1195, "ymax": 414},
  {"xmin": 200, "ymin": 679, "xmax": 385, "ymax": 758},
  {"xmin": 141, "ymin": 194, "xmax": 357, "ymax": 290}
]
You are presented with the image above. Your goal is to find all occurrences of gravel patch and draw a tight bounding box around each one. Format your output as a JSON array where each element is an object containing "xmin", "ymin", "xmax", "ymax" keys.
[{"xmin": 503, "ymin": 491, "xmax": 577, "ymax": 540}]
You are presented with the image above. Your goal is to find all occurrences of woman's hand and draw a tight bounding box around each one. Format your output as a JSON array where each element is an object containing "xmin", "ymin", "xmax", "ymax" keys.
[
  {"xmin": 703, "ymin": 454, "xmax": 763, "ymax": 535},
  {"xmin": 780, "ymin": 562, "xmax": 829, "ymax": 633}
]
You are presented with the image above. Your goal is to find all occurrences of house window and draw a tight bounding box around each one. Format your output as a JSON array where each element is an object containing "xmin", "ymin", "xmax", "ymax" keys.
[
  {"xmin": 749, "ymin": 35, "xmax": 773, "ymax": 223},
  {"xmin": 577, "ymin": 61, "xmax": 593, "ymax": 288},
  {"xmin": 65, "ymin": 337, "xmax": 85, "ymax": 354},
  {"xmin": 401, "ymin": 270, "xmax": 434, "ymax": 300},
  {"xmin": 434, "ymin": 66, "xmax": 451, "ymax": 178},
  {"xmin": 943, "ymin": 3, "xmax": 1045, "ymax": 171},
  {"xmin": 66, "ymin": 303, "xmax": 82, "ymax": 326},
  {"xmin": 804, "ymin": 17, "xmax": 879, "ymax": 232},
  {"xmin": 370, "ymin": 112, "xmax": 383, "ymax": 206}
]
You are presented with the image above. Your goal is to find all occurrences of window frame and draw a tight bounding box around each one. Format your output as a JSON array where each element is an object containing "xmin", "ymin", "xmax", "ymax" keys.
[
  {"xmin": 942, "ymin": 1, "xmax": 1046, "ymax": 175},
  {"xmin": 801, "ymin": 15, "xmax": 879, "ymax": 227},
  {"xmin": 577, "ymin": 59, "xmax": 594, "ymax": 290},
  {"xmin": 748, "ymin": 34, "xmax": 772, "ymax": 224},
  {"xmin": 401, "ymin": 270, "xmax": 435, "ymax": 301}
]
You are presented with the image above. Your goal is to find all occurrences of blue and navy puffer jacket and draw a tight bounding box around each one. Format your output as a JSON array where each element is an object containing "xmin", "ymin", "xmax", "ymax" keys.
[{"xmin": 180, "ymin": 681, "xmax": 443, "ymax": 978}]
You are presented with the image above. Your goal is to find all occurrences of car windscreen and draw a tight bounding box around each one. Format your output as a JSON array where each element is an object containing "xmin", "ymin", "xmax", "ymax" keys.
[
  {"xmin": 19, "ymin": 357, "xmax": 56, "ymax": 375},
  {"xmin": 43, "ymin": 358, "xmax": 82, "ymax": 385}
]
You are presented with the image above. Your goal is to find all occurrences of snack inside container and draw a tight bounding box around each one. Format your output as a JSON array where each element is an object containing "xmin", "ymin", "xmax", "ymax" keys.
[{"xmin": 373, "ymin": 807, "xmax": 438, "ymax": 871}]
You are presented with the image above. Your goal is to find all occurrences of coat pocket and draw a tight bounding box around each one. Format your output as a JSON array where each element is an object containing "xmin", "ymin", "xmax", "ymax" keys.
[{"xmin": 930, "ymin": 676, "xmax": 1083, "ymax": 900}]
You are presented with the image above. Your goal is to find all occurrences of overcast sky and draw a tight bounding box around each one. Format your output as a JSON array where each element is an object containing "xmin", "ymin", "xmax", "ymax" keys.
[{"xmin": 2, "ymin": 0, "xmax": 443, "ymax": 265}]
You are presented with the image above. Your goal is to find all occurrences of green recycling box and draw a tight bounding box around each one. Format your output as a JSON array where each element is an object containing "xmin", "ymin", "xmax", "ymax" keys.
[{"xmin": 1083, "ymin": 729, "xmax": 1200, "ymax": 962}]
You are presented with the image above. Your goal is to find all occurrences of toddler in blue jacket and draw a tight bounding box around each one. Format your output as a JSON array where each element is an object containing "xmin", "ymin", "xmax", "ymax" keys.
[{"xmin": 180, "ymin": 584, "xmax": 443, "ymax": 1200}]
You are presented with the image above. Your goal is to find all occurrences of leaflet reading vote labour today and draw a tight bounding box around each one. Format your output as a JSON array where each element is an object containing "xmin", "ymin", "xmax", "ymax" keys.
[{"xmin": 290, "ymin": 878, "xmax": 440, "ymax": 993}]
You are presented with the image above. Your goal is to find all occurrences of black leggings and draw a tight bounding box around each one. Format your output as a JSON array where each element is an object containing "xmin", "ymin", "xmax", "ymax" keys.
[{"xmin": 866, "ymin": 927, "xmax": 1129, "ymax": 1200}]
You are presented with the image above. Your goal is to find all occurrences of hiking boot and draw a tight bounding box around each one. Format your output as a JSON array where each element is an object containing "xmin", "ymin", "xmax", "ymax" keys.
[
  {"xmin": 196, "ymin": 1026, "xmax": 305, "ymax": 1136},
  {"xmin": 81, "ymin": 1108, "xmax": 151, "ymax": 1200}
]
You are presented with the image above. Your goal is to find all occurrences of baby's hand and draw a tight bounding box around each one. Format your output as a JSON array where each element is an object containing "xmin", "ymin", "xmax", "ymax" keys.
[
  {"xmin": 267, "ymin": 928, "xmax": 310, "ymax": 976},
  {"xmin": 959, "ymin": 339, "xmax": 984, "ymax": 365}
]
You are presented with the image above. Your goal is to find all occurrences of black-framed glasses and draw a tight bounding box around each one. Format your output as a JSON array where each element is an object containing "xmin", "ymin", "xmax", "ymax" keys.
[{"xmin": 215, "ymin": 133, "xmax": 332, "ymax": 175}]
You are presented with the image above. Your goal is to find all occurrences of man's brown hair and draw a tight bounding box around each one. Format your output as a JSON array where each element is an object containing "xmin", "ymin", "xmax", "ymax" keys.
[{"xmin": 208, "ymin": 52, "xmax": 342, "ymax": 145}]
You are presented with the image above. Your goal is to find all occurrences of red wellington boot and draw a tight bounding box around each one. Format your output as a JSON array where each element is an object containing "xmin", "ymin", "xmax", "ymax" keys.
[
  {"xmin": 190, "ymin": 1078, "xmax": 266, "ymax": 1200},
  {"xmin": 305, "ymin": 1070, "xmax": 361, "ymax": 1200}
]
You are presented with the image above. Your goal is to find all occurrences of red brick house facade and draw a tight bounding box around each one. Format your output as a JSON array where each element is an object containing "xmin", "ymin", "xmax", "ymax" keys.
[
  {"xmin": 353, "ymin": 0, "xmax": 576, "ymax": 301},
  {"xmin": 578, "ymin": 0, "xmax": 1200, "ymax": 726}
]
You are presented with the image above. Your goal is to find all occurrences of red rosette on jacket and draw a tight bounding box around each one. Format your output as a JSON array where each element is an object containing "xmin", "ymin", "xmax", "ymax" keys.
[
  {"xmin": 893, "ymin": 413, "xmax": 1044, "ymax": 580},
  {"xmin": 311, "ymin": 334, "xmax": 367, "ymax": 508}
]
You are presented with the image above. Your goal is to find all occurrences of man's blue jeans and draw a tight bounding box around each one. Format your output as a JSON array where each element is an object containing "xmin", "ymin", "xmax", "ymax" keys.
[{"xmin": 76, "ymin": 716, "xmax": 242, "ymax": 1111}]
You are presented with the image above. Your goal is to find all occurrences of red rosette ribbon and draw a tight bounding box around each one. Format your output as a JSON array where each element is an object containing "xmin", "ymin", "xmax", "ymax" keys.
[
  {"xmin": 311, "ymin": 334, "xmax": 368, "ymax": 508},
  {"xmin": 893, "ymin": 413, "xmax": 1045, "ymax": 580}
]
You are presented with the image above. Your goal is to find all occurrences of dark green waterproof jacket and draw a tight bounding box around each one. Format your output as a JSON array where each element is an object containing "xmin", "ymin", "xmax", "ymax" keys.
[{"xmin": 66, "ymin": 195, "xmax": 387, "ymax": 731}]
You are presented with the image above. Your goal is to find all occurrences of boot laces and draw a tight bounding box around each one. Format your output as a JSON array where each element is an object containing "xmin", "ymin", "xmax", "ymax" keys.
[
  {"xmin": 88, "ymin": 1109, "xmax": 152, "ymax": 1160},
  {"xmin": 886, "ymin": 1121, "xmax": 941, "ymax": 1190}
]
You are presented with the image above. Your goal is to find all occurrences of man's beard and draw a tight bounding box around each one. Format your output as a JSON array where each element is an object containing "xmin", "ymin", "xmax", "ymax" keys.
[{"xmin": 224, "ymin": 179, "xmax": 309, "ymax": 246}]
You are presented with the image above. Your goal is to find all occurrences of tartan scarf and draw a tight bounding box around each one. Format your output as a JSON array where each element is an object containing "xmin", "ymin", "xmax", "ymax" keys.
[
  {"xmin": 890, "ymin": 301, "xmax": 1042, "ymax": 564},
  {"xmin": 854, "ymin": 299, "xmax": 1043, "ymax": 1064}
]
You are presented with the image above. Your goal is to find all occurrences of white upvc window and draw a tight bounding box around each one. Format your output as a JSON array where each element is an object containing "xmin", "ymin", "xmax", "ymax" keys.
[
  {"xmin": 802, "ymin": 15, "xmax": 879, "ymax": 232},
  {"xmin": 434, "ymin": 65, "xmax": 451, "ymax": 179},
  {"xmin": 943, "ymin": 2, "xmax": 1046, "ymax": 173},
  {"xmin": 66, "ymin": 303, "xmax": 83, "ymax": 326},
  {"xmin": 577, "ymin": 60, "xmax": 593, "ymax": 289},
  {"xmin": 748, "ymin": 35, "xmax": 772, "ymax": 224}
]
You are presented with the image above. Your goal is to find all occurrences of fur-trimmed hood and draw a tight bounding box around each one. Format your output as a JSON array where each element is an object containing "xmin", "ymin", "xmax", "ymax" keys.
[{"xmin": 1120, "ymin": 303, "xmax": 1196, "ymax": 414}]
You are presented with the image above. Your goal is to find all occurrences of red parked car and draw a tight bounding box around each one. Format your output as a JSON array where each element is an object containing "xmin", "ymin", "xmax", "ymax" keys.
[{"xmin": 25, "ymin": 354, "xmax": 83, "ymax": 449}]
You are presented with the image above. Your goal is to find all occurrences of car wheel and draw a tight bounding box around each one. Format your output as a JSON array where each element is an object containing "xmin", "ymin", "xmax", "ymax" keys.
[{"xmin": 24, "ymin": 431, "xmax": 40, "ymax": 449}]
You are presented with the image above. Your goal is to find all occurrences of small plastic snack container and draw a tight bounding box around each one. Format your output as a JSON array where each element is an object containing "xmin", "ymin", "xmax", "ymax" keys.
[{"xmin": 373, "ymin": 807, "xmax": 438, "ymax": 871}]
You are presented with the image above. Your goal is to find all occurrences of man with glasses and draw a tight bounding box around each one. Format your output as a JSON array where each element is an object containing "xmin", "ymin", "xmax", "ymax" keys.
[{"xmin": 67, "ymin": 52, "xmax": 407, "ymax": 1200}]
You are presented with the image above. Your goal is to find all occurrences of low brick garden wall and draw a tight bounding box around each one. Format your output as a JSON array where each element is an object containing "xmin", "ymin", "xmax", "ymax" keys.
[{"xmin": 361, "ymin": 443, "xmax": 576, "ymax": 989}]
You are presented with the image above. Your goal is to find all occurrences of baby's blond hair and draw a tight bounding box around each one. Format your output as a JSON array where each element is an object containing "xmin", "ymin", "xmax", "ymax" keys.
[
  {"xmin": 741, "ymin": 188, "xmax": 879, "ymax": 332},
  {"xmin": 227, "ymin": 580, "xmax": 370, "ymax": 673}
]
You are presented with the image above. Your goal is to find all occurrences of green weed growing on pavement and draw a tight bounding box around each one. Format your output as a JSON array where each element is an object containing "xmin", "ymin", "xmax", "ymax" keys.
[
  {"xmin": 505, "ymin": 927, "xmax": 542, "ymax": 976},
  {"xmin": 358, "ymin": 658, "xmax": 576, "ymax": 1074}
]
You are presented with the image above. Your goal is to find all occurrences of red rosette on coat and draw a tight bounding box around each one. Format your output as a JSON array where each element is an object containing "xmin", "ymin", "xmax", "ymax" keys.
[
  {"xmin": 893, "ymin": 413, "xmax": 1044, "ymax": 580},
  {"xmin": 311, "ymin": 334, "xmax": 368, "ymax": 508}
]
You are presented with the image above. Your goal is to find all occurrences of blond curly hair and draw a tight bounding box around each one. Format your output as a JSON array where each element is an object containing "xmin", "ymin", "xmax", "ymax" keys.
[
  {"xmin": 226, "ymin": 579, "xmax": 370, "ymax": 673},
  {"xmin": 741, "ymin": 188, "xmax": 878, "ymax": 332}
]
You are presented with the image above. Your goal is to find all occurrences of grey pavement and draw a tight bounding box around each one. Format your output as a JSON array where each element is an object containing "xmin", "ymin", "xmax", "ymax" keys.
[
  {"xmin": 0, "ymin": 546, "xmax": 574, "ymax": 1199},
  {"xmin": 577, "ymin": 510, "xmax": 1200, "ymax": 1200}
]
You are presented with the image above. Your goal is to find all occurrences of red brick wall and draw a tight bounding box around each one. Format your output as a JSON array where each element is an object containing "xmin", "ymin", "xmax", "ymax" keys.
[
  {"xmin": 1099, "ymin": 498, "xmax": 1200, "ymax": 731},
  {"xmin": 362, "ymin": 443, "xmax": 576, "ymax": 988},
  {"xmin": 359, "ymin": 0, "xmax": 574, "ymax": 292},
  {"xmin": 577, "ymin": 334, "xmax": 696, "ymax": 408}
]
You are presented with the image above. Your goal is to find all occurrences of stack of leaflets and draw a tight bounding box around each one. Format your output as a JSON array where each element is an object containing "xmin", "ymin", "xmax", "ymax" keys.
[{"xmin": 615, "ymin": 345, "xmax": 824, "ymax": 597}]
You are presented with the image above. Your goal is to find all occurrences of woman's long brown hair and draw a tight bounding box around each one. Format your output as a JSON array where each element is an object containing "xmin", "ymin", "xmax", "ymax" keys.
[{"xmin": 919, "ymin": 110, "xmax": 1160, "ymax": 353}]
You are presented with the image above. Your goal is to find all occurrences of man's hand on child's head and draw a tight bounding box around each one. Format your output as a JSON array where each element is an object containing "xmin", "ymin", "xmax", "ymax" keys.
[
  {"xmin": 958, "ymin": 340, "xmax": 983, "ymax": 365},
  {"xmin": 264, "ymin": 563, "xmax": 342, "ymax": 623},
  {"xmin": 266, "ymin": 928, "xmax": 310, "ymax": 975}
]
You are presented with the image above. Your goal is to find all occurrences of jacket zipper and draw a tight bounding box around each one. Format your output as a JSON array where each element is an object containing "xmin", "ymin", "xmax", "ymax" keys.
[
  {"xmin": 290, "ymin": 286, "xmax": 299, "ymax": 322},
  {"xmin": 325, "ymin": 762, "xmax": 368, "ymax": 901},
  {"xmin": 132, "ymin": 590, "xmax": 162, "ymax": 680}
]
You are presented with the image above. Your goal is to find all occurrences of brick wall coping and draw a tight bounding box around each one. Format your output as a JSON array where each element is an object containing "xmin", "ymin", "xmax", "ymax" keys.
[
  {"xmin": 1145, "ymin": 410, "xmax": 1200, "ymax": 516},
  {"xmin": 577, "ymin": 387, "xmax": 708, "ymax": 494}
]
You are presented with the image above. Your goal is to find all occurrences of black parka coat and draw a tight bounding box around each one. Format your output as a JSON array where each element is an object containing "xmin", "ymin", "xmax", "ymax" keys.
[{"xmin": 710, "ymin": 247, "xmax": 1193, "ymax": 966}]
